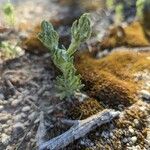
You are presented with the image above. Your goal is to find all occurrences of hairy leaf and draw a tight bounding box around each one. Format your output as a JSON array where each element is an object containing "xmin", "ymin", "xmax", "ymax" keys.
[{"xmin": 38, "ymin": 14, "xmax": 91, "ymax": 99}]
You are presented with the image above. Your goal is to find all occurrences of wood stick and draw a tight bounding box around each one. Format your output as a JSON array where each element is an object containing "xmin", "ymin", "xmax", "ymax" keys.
[{"xmin": 40, "ymin": 109, "xmax": 120, "ymax": 150}]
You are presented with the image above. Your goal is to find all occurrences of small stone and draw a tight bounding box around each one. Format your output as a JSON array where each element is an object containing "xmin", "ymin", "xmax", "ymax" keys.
[
  {"xmin": 4, "ymin": 127, "xmax": 12, "ymax": 135},
  {"xmin": 129, "ymin": 126, "xmax": 134, "ymax": 134},
  {"xmin": 6, "ymin": 120, "xmax": 12, "ymax": 125},
  {"xmin": 0, "ymin": 113, "xmax": 11, "ymax": 122},
  {"xmin": 24, "ymin": 121, "xmax": 29, "ymax": 126},
  {"xmin": 11, "ymin": 99, "xmax": 21, "ymax": 107},
  {"xmin": 0, "ymin": 105, "xmax": 4, "ymax": 111},
  {"xmin": 21, "ymin": 112, "xmax": 27, "ymax": 118},
  {"xmin": 0, "ymin": 93, "xmax": 4, "ymax": 100},
  {"xmin": 6, "ymin": 145, "xmax": 12, "ymax": 150},
  {"xmin": 27, "ymin": 131, "xmax": 32, "ymax": 138},
  {"xmin": 131, "ymin": 136, "xmax": 137, "ymax": 144},
  {"xmin": 1, "ymin": 133, "xmax": 10, "ymax": 145},
  {"xmin": 2, "ymin": 124, "xmax": 9, "ymax": 129},
  {"xmin": 34, "ymin": 117, "xmax": 40, "ymax": 124},
  {"xmin": 28, "ymin": 112, "xmax": 37, "ymax": 121},
  {"xmin": 22, "ymin": 106, "xmax": 30, "ymax": 112},
  {"xmin": 122, "ymin": 138, "xmax": 128, "ymax": 143},
  {"xmin": 140, "ymin": 90, "xmax": 150, "ymax": 100},
  {"xmin": 14, "ymin": 114, "xmax": 22, "ymax": 122},
  {"xmin": 101, "ymin": 130, "xmax": 110, "ymax": 139},
  {"xmin": 13, "ymin": 122, "xmax": 25, "ymax": 137},
  {"xmin": 133, "ymin": 119, "xmax": 139, "ymax": 127}
]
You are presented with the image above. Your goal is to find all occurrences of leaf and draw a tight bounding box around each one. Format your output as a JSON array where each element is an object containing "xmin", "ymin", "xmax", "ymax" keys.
[{"xmin": 38, "ymin": 21, "xmax": 59, "ymax": 51}]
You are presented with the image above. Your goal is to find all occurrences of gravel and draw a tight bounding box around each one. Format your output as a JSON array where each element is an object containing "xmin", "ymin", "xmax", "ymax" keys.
[{"xmin": 22, "ymin": 106, "xmax": 31, "ymax": 112}]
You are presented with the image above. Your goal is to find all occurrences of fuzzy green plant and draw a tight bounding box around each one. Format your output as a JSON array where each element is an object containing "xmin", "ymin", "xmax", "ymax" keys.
[
  {"xmin": 2, "ymin": 0, "xmax": 16, "ymax": 27},
  {"xmin": 136, "ymin": 0, "xmax": 145, "ymax": 19},
  {"xmin": 106, "ymin": 0, "xmax": 114, "ymax": 10},
  {"xmin": 115, "ymin": 3, "xmax": 123, "ymax": 25},
  {"xmin": 38, "ymin": 13, "xmax": 92, "ymax": 100},
  {"xmin": 0, "ymin": 41, "xmax": 23, "ymax": 59}
]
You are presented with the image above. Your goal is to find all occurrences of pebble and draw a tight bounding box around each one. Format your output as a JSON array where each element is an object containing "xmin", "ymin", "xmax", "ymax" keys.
[
  {"xmin": 0, "ymin": 93, "xmax": 4, "ymax": 100},
  {"xmin": 6, "ymin": 120, "xmax": 13, "ymax": 125},
  {"xmin": 131, "ymin": 136, "xmax": 137, "ymax": 144},
  {"xmin": 1, "ymin": 133, "xmax": 10, "ymax": 145},
  {"xmin": 14, "ymin": 114, "xmax": 22, "ymax": 122},
  {"xmin": 24, "ymin": 121, "xmax": 29, "ymax": 126},
  {"xmin": 34, "ymin": 117, "xmax": 40, "ymax": 124},
  {"xmin": 21, "ymin": 112, "xmax": 27, "ymax": 118},
  {"xmin": 11, "ymin": 99, "xmax": 21, "ymax": 107},
  {"xmin": 0, "ymin": 105, "xmax": 4, "ymax": 111},
  {"xmin": 22, "ymin": 106, "xmax": 31, "ymax": 112},
  {"xmin": 101, "ymin": 130, "xmax": 110, "ymax": 139},
  {"xmin": 6, "ymin": 145, "xmax": 13, "ymax": 150},
  {"xmin": 122, "ymin": 138, "xmax": 128, "ymax": 143},
  {"xmin": 13, "ymin": 122, "xmax": 25, "ymax": 137},
  {"xmin": 129, "ymin": 126, "xmax": 134, "ymax": 134},
  {"xmin": 0, "ymin": 100, "xmax": 7, "ymax": 105},
  {"xmin": 133, "ymin": 119, "xmax": 139, "ymax": 127},
  {"xmin": 1, "ymin": 113, "xmax": 11, "ymax": 122},
  {"xmin": 4, "ymin": 127, "xmax": 12, "ymax": 135},
  {"xmin": 2, "ymin": 124, "xmax": 9, "ymax": 129},
  {"xmin": 28, "ymin": 112, "xmax": 37, "ymax": 121},
  {"xmin": 140, "ymin": 90, "xmax": 150, "ymax": 100}
]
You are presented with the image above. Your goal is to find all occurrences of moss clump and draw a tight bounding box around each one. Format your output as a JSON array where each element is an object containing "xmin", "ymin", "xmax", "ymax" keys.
[
  {"xmin": 21, "ymin": 25, "xmax": 48, "ymax": 53},
  {"xmin": 75, "ymin": 50, "xmax": 150, "ymax": 108},
  {"xmin": 100, "ymin": 22, "xmax": 150, "ymax": 49},
  {"xmin": 67, "ymin": 98, "xmax": 104, "ymax": 120}
]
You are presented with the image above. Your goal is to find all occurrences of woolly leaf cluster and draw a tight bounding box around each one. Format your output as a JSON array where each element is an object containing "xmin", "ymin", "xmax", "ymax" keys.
[{"xmin": 38, "ymin": 13, "xmax": 91, "ymax": 99}]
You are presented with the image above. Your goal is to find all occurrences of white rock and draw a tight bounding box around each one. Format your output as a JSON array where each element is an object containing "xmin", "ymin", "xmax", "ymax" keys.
[
  {"xmin": 6, "ymin": 120, "xmax": 12, "ymax": 125},
  {"xmin": 0, "ymin": 113, "xmax": 11, "ymax": 122},
  {"xmin": 140, "ymin": 90, "xmax": 150, "ymax": 100},
  {"xmin": 28, "ymin": 112, "xmax": 37, "ymax": 121},
  {"xmin": 21, "ymin": 112, "xmax": 27, "ymax": 118},
  {"xmin": 0, "ymin": 105, "xmax": 4, "ymax": 111},
  {"xmin": 6, "ymin": 145, "xmax": 13, "ymax": 150},
  {"xmin": 2, "ymin": 124, "xmax": 9, "ymax": 129},
  {"xmin": 14, "ymin": 114, "xmax": 22, "ymax": 122},
  {"xmin": 0, "ymin": 94, "xmax": 4, "ymax": 100},
  {"xmin": 11, "ymin": 99, "xmax": 21, "ymax": 107},
  {"xmin": 6, "ymin": 145, "xmax": 12, "ymax": 150},
  {"xmin": 22, "ymin": 106, "xmax": 30, "ymax": 112},
  {"xmin": 133, "ymin": 119, "xmax": 139, "ymax": 127},
  {"xmin": 4, "ymin": 127, "xmax": 12, "ymax": 135},
  {"xmin": 1, "ymin": 133, "xmax": 10, "ymax": 145},
  {"xmin": 129, "ymin": 126, "xmax": 134, "ymax": 134},
  {"xmin": 131, "ymin": 136, "xmax": 137, "ymax": 144},
  {"xmin": 13, "ymin": 122, "xmax": 25, "ymax": 130}
]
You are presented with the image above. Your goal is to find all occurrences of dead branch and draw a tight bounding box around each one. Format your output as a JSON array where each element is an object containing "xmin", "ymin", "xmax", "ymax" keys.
[
  {"xmin": 36, "ymin": 111, "xmax": 47, "ymax": 149},
  {"xmin": 39, "ymin": 109, "xmax": 120, "ymax": 150}
]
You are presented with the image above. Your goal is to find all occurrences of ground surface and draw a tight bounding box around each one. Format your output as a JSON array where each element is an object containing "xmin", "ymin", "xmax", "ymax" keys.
[{"xmin": 0, "ymin": 0, "xmax": 150, "ymax": 150}]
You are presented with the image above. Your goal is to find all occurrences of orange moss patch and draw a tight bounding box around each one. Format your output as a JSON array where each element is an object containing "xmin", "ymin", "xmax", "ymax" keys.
[
  {"xmin": 67, "ymin": 98, "xmax": 104, "ymax": 120},
  {"xmin": 75, "ymin": 50, "xmax": 150, "ymax": 108},
  {"xmin": 21, "ymin": 24, "xmax": 48, "ymax": 53},
  {"xmin": 101, "ymin": 22, "xmax": 150, "ymax": 49}
]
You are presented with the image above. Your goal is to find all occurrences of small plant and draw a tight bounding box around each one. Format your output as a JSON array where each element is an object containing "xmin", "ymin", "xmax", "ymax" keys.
[
  {"xmin": 38, "ymin": 13, "xmax": 91, "ymax": 99},
  {"xmin": 2, "ymin": 0, "xmax": 16, "ymax": 27},
  {"xmin": 115, "ymin": 3, "xmax": 123, "ymax": 25},
  {"xmin": 106, "ymin": 0, "xmax": 114, "ymax": 10},
  {"xmin": 0, "ymin": 41, "xmax": 23, "ymax": 59},
  {"xmin": 136, "ymin": 0, "xmax": 145, "ymax": 19}
]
